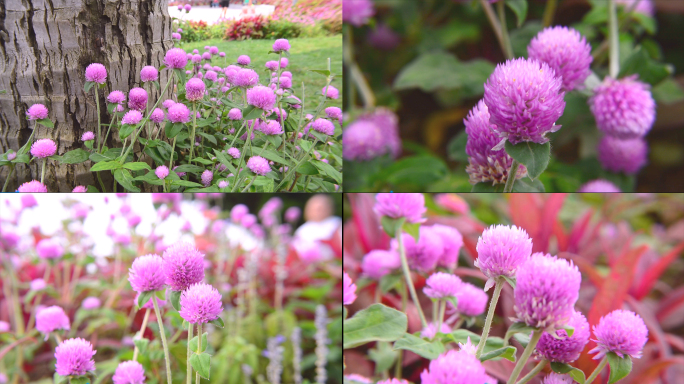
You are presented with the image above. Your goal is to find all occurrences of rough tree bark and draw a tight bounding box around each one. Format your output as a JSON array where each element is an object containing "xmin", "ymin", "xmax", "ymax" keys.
[{"xmin": 0, "ymin": 0, "xmax": 174, "ymax": 191}]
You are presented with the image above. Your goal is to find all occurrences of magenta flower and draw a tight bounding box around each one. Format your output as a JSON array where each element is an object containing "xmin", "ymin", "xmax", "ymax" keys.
[
  {"xmin": 26, "ymin": 104, "xmax": 49, "ymax": 120},
  {"xmin": 85, "ymin": 63, "xmax": 107, "ymax": 84},
  {"xmin": 265, "ymin": 61, "xmax": 279, "ymax": 71},
  {"xmin": 392, "ymin": 229, "xmax": 444, "ymax": 272},
  {"xmin": 37, "ymin": 306, "xmax": 70, "ymax": 340},
  {"xmin": 514, "ymin": 253, "xmax": 581, "ymax": 330},
  {"xmin": 281, "ymin": 71, "xmax": 292, "ymax": 79},
  {"xmin": 128, "ymin": 254, "xmax": 166, "ymax": 293},
  {"xmin": 209, "ymin": 46, "xmax": 218, "ymax": 55},
  {"xmin": 36, "ymin": 238, "xmax": 64, "ymax": 259},
  {"xmin": 280, "ymin": 57, "xmax": 288, "ymax": 68},
  {"xmin": 325, "ymin": 107, "xmax": 342, "ymax": 121},
  {"xmin": 237, "ymin": 55, "xmax": 250, "ymax": 65},
  {"xmin": 113, "ymin": 360, "xmax": 146, "ymax": 384},
  {"xmin": 30, "ymin": 278, "xmax": 46, "ymax": 291},
  {"xmin": 164, "ymin": 48, "xmax": 189, "ymax": 69},
  {"xmin": 597, "ymin": 135, "xmax": 648, "ymax": 174},
  {"xmin": 475, "ymin": 225, "xmax": 533, "ymax": 290},
  {"xmin": 421, "ymin": 322, "xmax": 452, "ymax": 339},
  {"xmin": 81, "ymin": 131, "xmax": 95, "ymax": 142},
  {"xmin": 361, "ymin": 249, "xmax": 401, "ymax": 280},
  {"xmin": 589, "ymin": 75, "xmax": 655, "ymax": 139},
  {"xmin": 259, "ymin": 120, "xmax": 283, "ymax": 135},
  {"xmin": 346, "ymin": 374, "xmax": 373, "ymax": 384},
  {"xmin": 278, "ymin": 76, "xmax": 292, "ymax": 89},
  {"xmin": 272, "ymin": 39, "xmax": 290, "ymax": 52},
  {"xmin": 423, "ymin": 272, "xmax": 462, "ymax": 299},
  {"xmin": 430, "ymin": 224, "xmax": 463, "ymax": 269},
  {"xmin": 21, "ymin": 195, "xmax": 37, "ymax": 208},
  {"xmin": 201, "ymin": 169, "xmax": 213, "ymax": 187},
  {"xmin": 227, "ymin": 147, "xmax": 240, "ymax": 158},
  {"xmin": 616, "ymin": 0, "xmax": 654, "ymax": 16},
  {"xmin": 231, "ymin": 204, "xmax": 249, "ymax": 222},
  {"xmin": 578, "ymin": 179, "xmax": 621, "ymax": 193},
  {"xmin": 162, "ymin": 242, "xmax": 205, "ymax": 291},
  {"xmin": 172, "ymin": 32, "xmax": 181, "ymax": 40},
  {"xmin": 167, "ymin": 103, "xmax": 191, "ymax": 123},
  {"xmin": 107, "ymin": 91, "xmax": 126, "ymax": 104},
  {"xmin": 343, "ymin": 271, "xmax": 357, "ymax": 305},
  {"xmin": 122, "ymin": 110, "xmax": 143, "ymax": 126},
  {"xmin": 247, "ymin": 156, "xmax": 271, "ymax": 175},
  {"xmin": 184, "ymin": 3, "xmax": 191, "ymax": 12},
  {"xmin": 150, "ymin": 108, "xmax": 165, "ymax": 124},
  {"xmin": 225, "ymin": 108, "xmax": 242, "ymax": 122},
  {"xmin": 81, "ymin": 297, "xmax": 101, "ymax": 310},
  {"xmin": 528, "ymin": 26, "xmax": 592, "ymax": 91},
  {"xmin": 274, "ymin": 108, "xmax": 288, "ymax": 121},
  {"xmin": 205, "ymin": 70, "xmax": 218, "ymax": 82},
  {"xmin": 343, "ymin": 0, "xmax": 374, "ymax": 26},
  {"xmin": 537, "ymin": 310, "xmax": 590, "ymax": 363},
  {"xmin": 448, "ymin": 282, "xmax": 488, "ymax": 317},
  {"xmin": 72, "ymin": 185, "xmax": 87, "ymax": 192},
  {"xmin": 344, "ymin": 107, "xmax": 401, "ymax": 161},
  {"xmin": 589, "ymin": 309, "xmax": 648, "ymax": 359},
  {"xmin": 179, "ymin": 283, "xmax": 223, "ymax": 324},
  {"xmin": 128, "ymin": 87, "xmax": 148, "ymax": 111},
  {"xmin": 54, "ymin": 338, "xmax": 96, "ymax": 376},
  {"xmin": 30, "ymin": 138, "xmax": 57, "ymax": 158},
  {"xmin": 218, "ymin": 180, "xmax": 229, "ymax": 189},
  {"xmin": 312, "ymin": 118, "xmax": 335, "ymax": 135},
  {"xmin": 542, "ymin": 373, "xmax": 574, "ymax": 384},
  {"xmin": 17, "ymin": 180, "xmax": 48, "ymax": 192},
  {"xmin": 185, "ymin": 78, "xmax": 206, "ymax": 101},
  {"xmin": 284, "ymin": 206, "xmax": 300, "ymax": 223},
  {"xmin": 322, "ymin": 85, "xmax": 339, "ymax": 99},
  {"xmin": 140, "ymin": 66, "xmax": 159, "ymax": 82},
  {"xmin": 155, "ymin": 165, "xmax": 169, "ymax": 180},
  {"xmin": 202, "ymin": 52, "xmax": 211, "ymax": 61},
  {"xmin": 247, "ymin": 85, "xmax": 276, "ymax": 110},
  {"xmin": 192, "ymin": 54, "xmax": 202, "ymax": 64},
  {"xmin": 420, "ymin": 350, "xmax": 493, "ymax": 384},
  {"xmin": 374, "ymin": 193, "xmax": 426, "ymax": 224},
  {"xmin": 219, "ymin": 52, "xmax": 225, "ymax": 57}
]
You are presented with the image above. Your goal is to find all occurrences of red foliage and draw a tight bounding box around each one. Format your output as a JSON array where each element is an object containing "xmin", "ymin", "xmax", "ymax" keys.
[{"xmin": 225, "ymin": 16, "xmax": 267, "ymax": 40}]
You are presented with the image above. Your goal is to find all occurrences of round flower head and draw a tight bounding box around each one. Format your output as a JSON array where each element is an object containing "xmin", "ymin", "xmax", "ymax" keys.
[
  {"xmin": 82, "ymin": 297, "xmax": 101, "ymax": 310},
  {"xmin": 616, "ymin": 0, "xmax": 654, "ymax": 16},
  {"xmin": 81, "ymin": 131, "xmax": 95, "ymax": 141},
  {"xmin": 272, "ymin": 39, "xmax": 290, "ymax": 52},
  {"xmin": 227, "ymin": 147, "xmax": 240, "ymax": 158},
  {"xmin": 21, "ymin": 194, "xmax": 37, "ymax": 208},
  {"xmin": 421, "ymin": 322, "xmax": 452, "ymax": 339},
  {"xmin": 164, "ymin": 47, "xmax": 189, "ymax": 69},
  {"xmin": 185, "ymin": 78, "xmax": 206, "ymax": 101},
  {"xmin": 325, "ymin": 107, "xmax": 342, "ymax": 121},
  {"xmin": 17, "ymin": 180, "xmax": 48, "ymax": 192},
  {"xmin": 31, "ymin": 138, "xmax": 57, "ymax": 158},
  {"xmin": 150, "ymin": 108, "xmax": 165, "ymax": 124},
  {"xmin": 279, "ymin": 57, "xmax": 288, "ymax": 68},
  {"xmin": 113, "ymin": 360, "xmax": 146, "ymax": 384},
  {"xmin": 423, "ymin": 272, "xmax": 462, "ymax": 299},
  {"xmin": 202, "ymin": 52, "xmax": 211, "ymax": 61},
  {"xmin": 116, "ymin": 104, "xmax": 125, "ymax": 112},
  {"xmin": 447, "ymin": 282, "xmax": 488, "ymax": 317},
  {"xmin": 26, "ymin": 104, "xmax": 49, "ymax": 120},
  {"xmin": 108, "ymin": 90, "xmax": 126, "ymax": 104},
  {"xmin": 342, "ymin": 121, "xmax": 385, "ymax": 161},
  {"xmin": 589, "ymin": 75, "xmax": 655, "ymax": 139},
  {"xmin": 155, "ymin": 165, "xmax": 169, "ymax": 180},
  {"xmin": 274, "ymin": 108, "xmax": 287, "ymax": 121},
  {"xmin": 209, "ymin": 46, "xmax": 219, "ymax": 55},
  {"xmin": 369, "ymin": 23, "xmax": 401, "ymax": 50},
  {"xmin": 128, "ymin": 254, "xmax": 165, "ymax": 293},
  {"xmin": 393, "ymin": 228, "xmax": 444, "ymax": 272},
  {"xmin": 0, "ymin": 321, "xmax": 9, "ymax": 332},
  {"xmin": 537, "ymin": 310, "xmax": 590, "ymax": 363},
  {"xmin": 122, "ymin": 110, "xmax": 143, "ymax": 126},
  {"xmin": 484, "ymin": 58, "xmax": 565, "ymax": 145},
  {"xmin": 237, "ymin": 55, "xmax": 250, "ymax": 65},
  {"xmin": 162, "ymin": 242, "xmax": 205, "ymax": 291},
  {"xmin": 322, "ymin": 85, "xmax": 339, "ymax": 99},
  {"xmin": 31, "ymin": 278, "xmax": 46, "ymax": 291},
  {"xmin": 589, "ymin": 309, "xmax": 648, "ymax": 359},
  {"xmin": 231, "ymin": 204, "xmax": 249, "ymax": 223},
  {"xmin": 312, "ymin": 118, "xmax": 335, "ymax": 135},
  {"xmin": 37, "ymin": 238, "xmax": 64, "ymax": 259},
  {"xmin": 37, "ymin": 306, "xmax": 70, "ymax": 339},
  {"xmin": 578, "ymin": 179, "xmax": 621, "ymax": 193},
  {"xmin": 430, "ymin": 224, "xmax": 464, "ymax": 269},
  {"xmin": 361, "ymin": 249, "xmax": 401, "ymax": 280},
  {"xmin": 217, "ymin": 180, "xmax": 229, "ymax": 189},
  {"xmin": 247, "ymin": 85, "xmax": 276, "ymax": 110},
  {"xmin": 343, "ymin": 0, "xmax": 374, "ymax": 26},
  {"xmin": 128, "ymin": 88, "xmax": 148, "ymax": 111},
  {"xmin": 542, "ymin": 373, "xmax": 574, "ymax": 384},
  {"xmin": 528, "ymin": 26, "xmax": 592, "ymax": 91},
  {"xmin": 192, "ymin": 54, "xmax": 202, "ymax": 64},
  {"xmin": 167, "ymin": 103, "xmax": 191, "ymax": 123},
  {"xmin": 259, "ymin": 120, "xmax": 283, "ymax": 135},
  {"xmin": 278, "ymin": 76, "xmax": 292, "ymax": 89},
  {"xmin": 374, "ymin": 193, "xmax": 426, "ymax": 223},
  {"xmin": 343, "ymin": 271, "xmax": 357, "ymax": 305},
  {"xmin": 597, "ymin": 135, "xmax": 648, "ymax": 174},
  {"xmin": 179, "ymin": 283, "xmax": 223, "ymax": 324},
  {"xmin": 420, "ymin": 350, "xmax": 493, "ymax": 384},
  {"xmin": 72, "ymin": 185, "xmax": 87, "ymax": 192},
  {"xmin": 140, "ymin": 65, "xmax": 158, "ymax": 82},
  {"xmin": 247, "ymin": 156, "xmax": 271, "ymax": 175},
  {"xmin": 281, "ymin": 71, "xmax": 293, "ymax": 79},
  {"xmin": 514, "ymin": 253, "xmax": 581, "ymax": 330},
  {"xmin": 265, "ymin": 61, "xmax": 279, "ymax": 71},
  {"xmin": 475, "ymin": 225, "xmax": 533, "ymax": 290},
  {"xmin": 201, "ymin": 169, "xmax": 213, "ymax": 187},
  {"xmin": 85, "ymin": 63, "xmax": 107, "ymax": 84},
  {"xmin": 184, "ymin": 4, "xmax": 191, "ymax": 12},
  {"xmin": 205, "ymin": 70, "xmax": 218, "ymax": 82},
  {"xmin": 54, "ymin": 338, "xmax": 96, "ymax": 376}
]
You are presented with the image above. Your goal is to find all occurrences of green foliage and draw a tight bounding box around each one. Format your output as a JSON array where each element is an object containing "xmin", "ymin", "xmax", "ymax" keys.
[
  {"xmin": 393, "ymin": 333, "xmax": 446, "ymax": 360},
  {"xmin": 504, "ymin": 141, "xmax": 551, "ymax": 180},
  {"xmin": 343, "ymin": 304, "xmax": 408, "ymax": 349},
  {"xmin": 607, "ymin": 352, "xmax": 633, "ymax": 384}
]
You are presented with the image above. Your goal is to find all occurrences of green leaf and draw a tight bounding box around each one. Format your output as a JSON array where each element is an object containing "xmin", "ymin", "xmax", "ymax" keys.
[
  {"xmin": 70, "ymin": 377, "xmax": 89, "ymax": 384},
  {"xmin": 37, "ymin": 118, "xmax": 54, "ymax": 128},
  {"xmin": 652, "ymin": 78, "xmax": 684, "ymax": 104},
  {"xmin": 173, "ymin": 164, "xmax": 205, "ymax": 174},
  {"xmin": 504, "ymin": 322, "xmax": 537, "ymax": 344},
  {"xmin": 380, "ymin": 216, "xmax": 406, "ymax": 238},
  {"xmin": 11, "ymin": 153, "xmax": 30, "ymax": 164},
  {"xmin": 54, "ymin": 373, "xmax": 67, "ymax": 384},
  {"xmin": 550, "ymin": 362, "xmax": 586, "ymax": 384},
  {"xmin": 84, "ymin": 81, "xmax": 94, "ymax": 92},
  {"xmin": 296, "ymin": 161, "xmax": 319, "ymax": 175},
  {"xmin": 631, "ymin": 12, "xmax": 656, "ymax": 35},
  {"xmin": 170, "ymin": 290, "xmax": 182, "ymax": 311},
  {"xmin": 343, "ymin": 303, "xmax": 408, "ymax": 349},
  {"xmin": 506, "ymin": 0, "xmax": 528, "ymax": 27},
  {"xmin": 90, "ymin": 160, "xmax": 123, "ymax": 172},
  {"xmin": 189, "ymin": 352, "xmax": 212, "ymax": 379},
  {"xmin": 119, "ymin": 123, "xmax": 136, "ymax": 139},
  {"xmin": 403, "ymin": 222, "xmax": 420, "ymax": 243},
  {"xmin": 60, "ymin": 149, "xmax": 90, "ymax": 164},
  {"xmin": 171, "ymin": 180, "xmax": 204, "ymax": 187},
  {"xmin": 382, "ymin": 155, "xmax": 449, "ymax": 188},
  {"xmin": 243, "ymin": 106, "xmax": 263, "ymax": 120},
  {"xmin": 560, "ymin": 324, "xmax": 575, "ymax": 338},
  {"xmin": 503, "ymin": 276, "xmax": 517, "ymax": 289},
  {"xmin": 86, "ymin": 185, "xmax": 99, "ymax": 192},
  {"xmin": 197, "ymin": 118, "xmax": 216, "ymax": 128},
  {"xmin": 138, "ymin": 291, "xmax": 154, "ymax": 308},
  {"xmin": 197, "ymin": 131, "xmax": 217, "ymax": 145},
  {"xmin": 447, "ymin": 131, "xmax": 468, "ymax": 162},
  {"xmin": 607, "ymin": 352, "xmax": 632, "ymax": 384},
  {"xmin": 114, "ymin": 168, "xmax": 140, "ymax": 192},
  {"xmin": 210, "ymin": 317, "xmax": 225, "ymax": 328},
  {"xmin": 479, "ymin": 346, "xmax": 517, "ymax": 362},
  {"xmin": 249, "ymin": 148, "xmax": 290, "ymax": 166},
  {"xmin": 134, "ymin": 338, "xmax": 150, "ymax": 355},
  {"xmin": 504, "ymin": 141, "xmax": 550, "ymax": 180},
  {"xmin": 312, "ymin": 160, "xmax": 341, "ymax": 184},
  {"xmin": 393, "ymin": 333, "xmax": 446, "ymax": 360},
  {"xmin": 189, "ymin": 332, "xmax": 208, "ymax": 352},
  {"xmin": 123, "ymin": 162, "xmax": 151, "ymax": 171},
  {"xmin": 310, "ymin": 69, "xmax": 331, "ymax": 77},
  {"xmin": 513, "ymin": 332, "xmax": 531, "ymax": 348},
  {"xmin": 155, "ymin": 290, "xmax": 165, "ymax": 300},
  {"xmin": 394, "ymin": 51, "xmax": 462, "ymax": 92},
  {"xmin": 379, "ymin": 273, "xmax": 403, "ymax": 294},
  {"xmin": 369, "ymin": 342, "xmax": 398, "ymax": 375},
  {"xmin": 618, "ymin": 46, "xmax": 671, "ymax": 86},
  {"xmin": 166, "ymin": 122, "xmax": 184, "ymax": 138},
  {"xmin": 512, "ymin": 177, "xmax": 546, "ymax": 192}
]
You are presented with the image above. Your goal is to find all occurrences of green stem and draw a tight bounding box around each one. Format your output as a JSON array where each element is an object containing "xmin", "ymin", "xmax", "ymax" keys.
[
  {"xmin": 507, "ymin": 329, "xmax": 543, "ymax": 384},
  {"xmin": 497, "ymin": 0, "xmax": 514, "ymax": 59},
  {"xmin": 152, "ymin": 296, "xmax": 173, "ymax": 384},
  {"xmin": 94, "ymin": 87, "xmax": 102, "ymax": 153},
  {"xmin": 18, "ymin": 121, "xmax": 38, "ymax": 155},
  {"xmin": 476, "ymin": 278, "xmax": 504, "ymax": 358},
  {"xmin": 40, "ymin": 158, "xmax": 46, "ymax": 185},
  {"xmin": 396, "ymin": 230, "xmax": 428, "ymax": 328},
  {"xmin": 189, "ymin": 102, "xmax": 198, "ymax": 164},
  {"xmin": 231, "ymin": 123, "xmax": 254, "ymax": 192},
  {"xmin": 541, "ymin": 0, "xmax": 558, "ymax": 27},
  {"xmin": 274, "ymin": 137, "xmax": 319, "ymax": 191},
  {"xmin": 479, "ymin": 0, "xmax": 507, "ymax": 59},
  {"xmin": 240, "ymin": 175, "xmax": 256, "ymax": 192},
  {"xmin": 102, "ymin": 114, "xmax": 118, "ymax": 154},
  {"xmin": 516, "ymin": 359, "xmax": 547, "ymax": 384},
  {"xmin": 2, "ymin": 164, "xmax": 14, "ymax": 192},
  {"xmin": 132, "ymin": 308, "xmax": 151, "ymax": 361},
  {"xmin": 395, "ymin": 281, "xmax": 408, "ymax": 380},
  {"xmin": 503, "ymin": 159, "xmax": 520, "ymax": 193},
  {"xmin": 168, "ymin": 136, "xmax": 178, "ymax": 171},
  {"xmin": 608, "ymin": 0, "xmax": 619, "ymax": 78},
  {"xmin": 187, "ymin": 323, "xmax": 194, "ymax": 384},
  {"xmin": 196, "ymin": 322, "xmax": 202, "ymax": 384},
  {"xmin": 437, "ymin": 299, "xmax": 447, "ymax": 335},
  {"xmin": 585, "ymin": 356, "xmax": 608, "ymax": 384}
]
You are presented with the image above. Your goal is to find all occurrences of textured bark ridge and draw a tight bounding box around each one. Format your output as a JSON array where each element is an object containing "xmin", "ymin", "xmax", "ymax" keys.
[{"xmin": 0, "ymin": 0, "xmax": 174, "ymax": 191}]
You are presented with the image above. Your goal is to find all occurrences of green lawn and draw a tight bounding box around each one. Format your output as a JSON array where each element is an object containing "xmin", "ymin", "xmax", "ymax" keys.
[{"xmin": 180, "ymin": 36, "xmax": 342, "ymax": 110}]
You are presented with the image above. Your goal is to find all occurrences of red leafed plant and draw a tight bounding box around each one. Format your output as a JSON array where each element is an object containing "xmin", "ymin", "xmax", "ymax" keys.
[{"xmin": 225, "ymin": 16, "xmax": 268, "ymax": 41}]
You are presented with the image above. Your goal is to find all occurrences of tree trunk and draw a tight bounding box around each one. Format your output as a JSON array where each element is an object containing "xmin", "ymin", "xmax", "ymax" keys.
[{"xmin": 0, "ymin": 0, "xmax": 174, "ymax": 191}]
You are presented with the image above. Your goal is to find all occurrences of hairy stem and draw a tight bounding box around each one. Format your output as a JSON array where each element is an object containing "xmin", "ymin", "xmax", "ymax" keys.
[
  {"xmin": 152, "ymin": 296, "xmax": 173, "ymax": 384},
  {"xmin": 476, "ymin": 278, "xmax": 504, "ymax": 358},
  {"xmin": 2, "ymin": 165, "xmax": 14, "ymax": 192},
  {"xmin": 189, "ymin": 101, "xmax": 198, "ymax": 164},
  {"xmin": 503, "ymin": 160, "xmax": 520, "ymax": 193},
  {"xmin": 132, "ymin": 308, "xmax": 151, "ymax": 361},
  {"xmin": 40, "ymin": 158, "xmax": 46, "ymax": 185},
  {"xmin": 507, "ymin": 329, "xmax": 543, "ymax": 384},
  {"xmin": 608, "ymin": 0, "xmax": 620, "ymax": 78},
  {"xmin": 94, "ymin": 87, "xmax": 102, "ymax": 153},
  {"xmin": 585, "ymin": 356, "xmax": 608, "ymax": 384},
  {"xmin": 516, "ymin": 359, "xmax": 547, "ymax": 384},
  {"xmin": 195, "ymin": 322, "xmax": 202, "ymax": 384},
  {"xmin": 187, "ymin": 323, "xmax": 194, "ymax": 384}
]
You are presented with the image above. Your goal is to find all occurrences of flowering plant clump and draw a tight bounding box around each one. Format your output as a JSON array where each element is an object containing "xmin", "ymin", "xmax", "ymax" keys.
[
  {"xmin": 1, "ymin": 193, "xmax": 343, "ymax": 383},
  {"xmin": 344, "ymin": 193, "xmax": 684, "ymax": 384}
]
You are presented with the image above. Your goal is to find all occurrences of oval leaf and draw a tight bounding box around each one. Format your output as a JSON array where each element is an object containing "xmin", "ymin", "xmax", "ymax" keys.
[
  {"xmin": 479, "ymin": 346, "xmax": 517, "ymax": 362},
  {"xmin": 343, "ymin": 303, "xmax": 408, "ymax": 349},
  {"xmin": 189, "ymin": 352, "xmax": 211, "ymax": 379},
  {"xmin": 393, "ymin": 333, "xmax": 446, "ymax": 360},
  {"xmin": 60, "ymin": 149, "xmax": 90, "ymax": 164},
  {"xmin": 607, "ymin": 352, "xmax": 632, "ymax": 384},
  {"xmin": 504, "ymin": 141, "xmax": 550, "ymax": 180}
]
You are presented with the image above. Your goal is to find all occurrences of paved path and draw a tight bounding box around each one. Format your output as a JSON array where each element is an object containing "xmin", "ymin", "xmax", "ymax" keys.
[{"xmin": 168, "ymin": 4, "xmax": 275, "ymax": 24}]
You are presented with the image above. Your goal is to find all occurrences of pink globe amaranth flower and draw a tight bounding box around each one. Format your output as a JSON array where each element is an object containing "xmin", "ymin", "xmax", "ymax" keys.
[
  {"xmin": 369, "ymin": 24, "xmax": 401, "ymax": 50},
  {"xmin": 37, "ymin": 306, "xmax": 70, "ymax": 339},
  {"xmin": 192, "ymin": 54, "xmax": 202, "ymax": 64},
  {"xmin": 374, "ymin": 193, "xmax": 427, "ymax": 224},
  {"xmin": 219, "ymin": 52, "xmax": 225, "ymax": 57},
  {"xmin": 430, "ymin": 224, "xmax": 463, "ymax": 269},
  {"xmin": 231, "ymin": 204, "xmax": 249, "ymax": 222},
  {"xmin": 279, "ymin": 57, "xmax": 288, "ymax": 68},
  {"xmin": 168, "ymin": 103, "xmax": 191, "ymax": 123},
  {"xmin": 162, "ymin": 242, "xmax": 205, "ymax": 291},
  {"xmin": 589, "ymin": 309, "xmax": 648, "ymax": 359},
  {"xmin": 179, "ymin": 283, "xmax": 223, "ymax": 324},
  {"xmin": 177, "ymin": 4, "xmax": 182, "ymax": 10},
  {"xmin": 235, "ymin": 68, "xmax": 260, "ymax": 87},
  {"xmin": 113, "ymin": 360, "xmax": 146, "ymax": 384},
  {"xmin": 201, "ymin": 169, "xmax": 213, "ymax": 186},
  {"xmin": 72, "ymin": 185, "xmax": 87, "ymax": 192},
  {"xmin": 209, "ymin": 46, "xmax": 219, "ymax": 55},
  {"xmin": 259, "ymin": 120, "xmax": 283, "ymax": 135},
  {"xmin": 140, "ymin": 65, "xmax": 159, "ymax": 82},
  {"xmin": 344, "ymin": 0, "xmax": 374, "ymax": 26},
  {"xmin": 128, "ymin": 87, "xmax": 148, "ymax": 111},
  {"xmin": 184, "ymin": 3, "xmax": 191, "ymax": 12},
  {"xmin": 312, "ymin": 118, "xmax": 335, "ymax": 135},
  {"xmin": 85, "ymin": 63, "xmax": 107, "ymax": 84},
  {"xmin": 185, "ymin": 78, "xmax": 206, "ymax": 101},
  {"xmin": 81, "ymin": 131, "xmax": 95, "ymax": 141},
  {"xmin": 17, "ymin": 180, "xmax": 48, "ymax": 192},
  {"xmin": 278, "ymin": 76, "xmax": 292, "ymax": 89},
  {"xmin": 178, "ymin": 28, "xmax": 183, "ymax": 33},
  {"xmin": 420, "ymin": 322, "xmax": 452, "ymax": 339},
  {"xmin": 345, "ymin": 374, "xmax": 373, "ymax": 384},
  {"xmin": 150, "ymin": 108, "xmax": 165, "ymax": 124},
  {"xmin": 281, "ymin": 71, "xmax": 292, "ymax": 79},
  {"xmin": 136, "ymin": 292, "xmax": 167, "ymax": 310},
  {"xmin": 30, "ymin": 138, "xmax": 57, "ymax": 158},
  {"xmin": 26, "ymin": 103, "xmax": 49, "ymax": 120},
  {"xmin": 54, "ymin": 338, "xmax": 96, "ymax": 376},
  {"xmin": 420, "ymin": 350, "xmax": 493, "ymax": 384},
  {"xmin": 274, "ymin": 108, "xmax": 287, "ymax": 121},
  {"xmin": 578, "ymin": 179, "xmax": 621, "ymax": 193},
  {"xmin": 465, "ymin": 100, "xmax": 528, "ymax": 185},
  {"xmin": 221, "ymin": 85, "xmax": 231, "ymax": 93},
  {"xmin": 205, "ymin": 70, "xmax": 218, "ymax": 82},
  {"xmin": 361, "ymin": 249, "xmax": 401, "ymax": 280},
  {"xmin": 128, "ymin": 254, "xmax": 166, "ymax": 293},
  {"xmin": 172, "ymin": 32, "xmax": 181, "ymax": 40},
  {"xmin": 342, "ymin": 120, "xmax": 384, "ymax": 161},
  {"xmin": 514, "ymin": 253, "xmax": 581, "ymax": 330},
  {"xmin": 155, "ymin": 165, "xmax": 169, "ymax": 179},
  {"xmin": 446, "ymin": 282, "xmax": 488, "ymax": 317},
  {"xmin": 272, "ymin": 38, "xmax": 290, "ymax": 52},
  {"xmin": 0, "ymin": 321, "xmax": 10, "ymax": 332},
  {"xmin": 37, "ymin": 238, "xmax": 64, "ymax": 259},
  {"xmin": 284, "ymin": 206, "xmax": 300, "ymax": 223},
  {"xmin": 227, "ymin": 147, "xmax": 240, "ymax": 158},
  {"xmin": 325, "ymin": 107, "xmax": 342, "ymax": 121},
  {"xmin": 343, "ymin": 271, "xmax": 357, "ymax": 305},
  {"xmin": 201, "ymin": 52, "xmax": 212, "ymax": 61},
  {"xmin": 537, "ymin": 310, "xmax": 590, "ymax": 363},
  {"xmin": 597, "ymin": 135, "xmax": 648, "ymax": 175},
  {"xmin": 30, "ymin": 278, "xmax": 46, "ymax": 291},
  {"xmin": 81, "ymin": 297, "xmax": 101, "ymax": 310},
  {"xmin": 127, "ymin": 215, "xmax": 142, "ymax": 227},
  {"xmin": 542, "ymin": 373, "xmax": 574, "ymax": 384},
  {"xmin": 237, "ymin": 55, "xmax": 250, "ymax": 65},
  {"xmin": 162, "ymin": 99, "xmax": 176, "ymax": 109},
  {"xmin": 7, "ymin": 152, "xmax": 17, "ymax": 161},
  {"xmin": 423, "ymin": 272, "xmax": 462, "ymax": 299},
  {"xmin": 484, "ymin": 58, "xmax": 565, "ymax": 145},
  {"xmin": 616, "ymin": 0, "xmax": 654, "ymax": 16},
  {"xmin": 247, "ymin": 85, "xmax": 276, "ymax": 110},
  {"xmin": 392, "ymin": 228, "xmax": 444, "ymax": 272},
  {"xmin": 217, "ymin": 180, "xmax": 229, "ymax": 189},
  {"xmin": 475, "ymin": 224, "xmax": 533, "ymax": 290},
  {"xmin": 115, "ymin": 104, "xmax": 125, "ymax": 112},
  {"xmin": 265, "ymin": 60, "xmax": 279, "ymax": 71},
  {"xmin": 122, "ymin": 110, "xmax": 143, "ymax": 125},
  {"xmin": 107, "ymin": 90, "xmax": 126, "ymax": 104},
  {"xmin": 351, "ymin": 107, "xmax": 401, "ymax": 159},
  {"xmin": 164, "ymin": 47, "xmax": 189, "ymax": 69},
  {"xmin": 21, "ymin": 194, "xmax": 38, "ymax": 208},
  {"xmin": 322, "ymin": 85, "xmax": 339, "ymax": 99},
  {"xmin": 589, "ymin": 75, "xmax": 655, "ymax": 139},
  {"xmin": 247, "ymin": 156, "xmax": 271, "ymax": 175},
  {"xmin": 528, "ymin": 26, "xmax": 592, "ymax": 91}
]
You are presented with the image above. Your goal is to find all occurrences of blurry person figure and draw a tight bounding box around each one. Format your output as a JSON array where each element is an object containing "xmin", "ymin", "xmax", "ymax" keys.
[
  {"xmin": 219, "ymin": 0, "xmax": 230, "ymax": 19},
  {"xmin": 241, "ymin": 0, "xmax": 255, "ymax": 15},
  {"xmin": 293, "ymin": 195, "xmax": 341, "ymax": 264}
]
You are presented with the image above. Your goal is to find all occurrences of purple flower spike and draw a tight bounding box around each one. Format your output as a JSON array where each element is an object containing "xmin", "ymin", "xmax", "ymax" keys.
[
  {"xmin": 514, "ymin": 253, "xmax": 581, "ymax": 330},
  {"xmin": 179, "ymin": 283, "xmax": 223, "ymax": 324},
  {"xmin": 162, "ymin": 242, "xmax": 205, "ymax": 291},
  {"xmin": 537, "ymin": 310, "xmax": 590, "ymax": 363},
  {"xmin": 528, "ymin": 26, "xmax": 592, "ymax": 91},
  {"xmin": 201, "ymin": 169, "xmax": 213, "ymax": 187},
  {"xmin": 54, "ymin": 338, "xmax": 96, "ymax": 376},
  {"xmin": 343, "ymin": 271, "xmax": 357, "ymax": 305},
  {"xmin": 374, "ymin": 193, "xmax": 426, "ymax": 224},
  {"xmin": 589, "ymin": 309, "xmax": 648, "ymax": 359},
  {"xmin": 589, "ymin": 75, "xmax": 655, "ymax": 139},
  {"xmin": 597, "ymin": 135, "xmax": 648, "ymax": 175},
  {"xmin": 430, "ymin": 224, "xmax": 463, "ymax": 269},
  {"xmin": 113, "ymin": 360, "xmax": 146, "ymax": 384},
  {"xmin": 475, "ymin": 225, "xmax": 532, "ymax": 290},
  {"xmin": 420, "ymin": 350, "xmax": 493, "ymax": 384},
  {"xmin": 128, "ymin": 254, "xmax": 165, "ymax": 293},
  {"xmin": 423, "ymin": 272, "xmax": 462, "ymax": 299}
]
